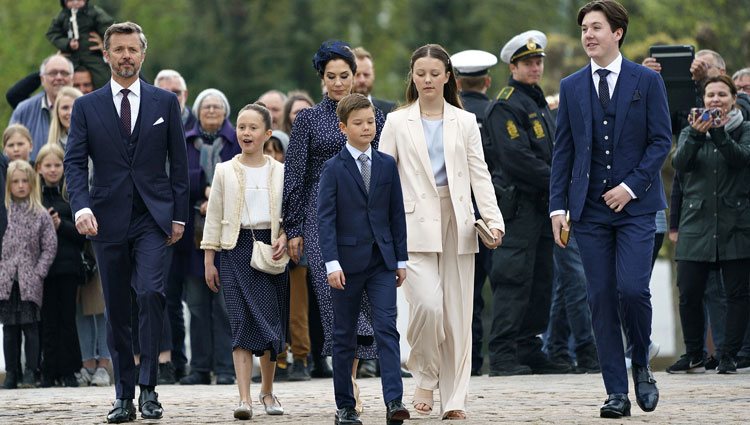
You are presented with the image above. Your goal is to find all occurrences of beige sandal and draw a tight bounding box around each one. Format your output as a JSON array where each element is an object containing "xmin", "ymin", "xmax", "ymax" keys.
[
  {"xmin": 412, "ymin": 387, "xmax": 434, "ymax": 415},
  {"xmin": 442, "ymin": 410, "xmax": 467, "ymax": 420}
]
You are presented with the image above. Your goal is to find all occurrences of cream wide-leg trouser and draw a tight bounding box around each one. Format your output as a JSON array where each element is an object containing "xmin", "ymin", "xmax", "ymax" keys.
[{"xmin": 403, "ymin": 186, "xmax": 475, "ymax": 414}]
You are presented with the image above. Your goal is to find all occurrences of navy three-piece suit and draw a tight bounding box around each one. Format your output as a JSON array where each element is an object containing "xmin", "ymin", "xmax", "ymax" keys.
[
  {"xmin": 549, "ymin": 58, "xmax": 671, "ymax": 395},
  {"xmin": 64, "ymin": 80, "xmax": 189, "ymax": 399},
  {"xmin": 317, "ymin": 146, "xmax": 407, "ymax": 408}
]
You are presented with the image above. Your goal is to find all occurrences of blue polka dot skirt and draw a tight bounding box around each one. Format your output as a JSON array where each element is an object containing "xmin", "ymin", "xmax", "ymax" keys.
[{"xmin": 220, "ymin": 229, "xmax": 289, "ymax": 360}]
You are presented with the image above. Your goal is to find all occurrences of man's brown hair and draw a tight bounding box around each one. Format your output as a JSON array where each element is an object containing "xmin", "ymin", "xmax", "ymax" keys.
[{"xmin": 577, "ymin": 0, "xmax": 629, "ymax": 47}]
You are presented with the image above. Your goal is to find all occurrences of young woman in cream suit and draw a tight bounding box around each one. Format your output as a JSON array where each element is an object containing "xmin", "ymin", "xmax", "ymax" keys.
[{"xmin": 379, "ymin": 44, "xmax": 504, "ymax": 420}]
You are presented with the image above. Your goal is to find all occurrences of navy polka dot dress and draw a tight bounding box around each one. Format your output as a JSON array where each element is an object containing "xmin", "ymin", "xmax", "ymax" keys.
[
  {"xmin": 282, "ymin": 95, "xmax": 385, "ymax": 358},
  {"xmin": 221, "ymin": 229, "xmax": 289, "ymax": 359}
]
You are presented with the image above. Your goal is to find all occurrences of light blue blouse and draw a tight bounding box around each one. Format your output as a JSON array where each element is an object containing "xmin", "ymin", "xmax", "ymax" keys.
[{"xmin": 421, "ymin": 118, "xmax": 448, "ymax": 187}]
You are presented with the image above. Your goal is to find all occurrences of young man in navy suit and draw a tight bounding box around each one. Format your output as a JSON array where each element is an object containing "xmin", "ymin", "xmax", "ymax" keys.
[
  {"xmin": 549, "ymin": 0, "xmax": 671, "ymax": 419},
  {"xmin": 317, "ymin": 94, "xmax": 410, "ymax": 425},
  {"xmin": 64, "ymin": 22, "xmax": 189, "ymax": 423}
]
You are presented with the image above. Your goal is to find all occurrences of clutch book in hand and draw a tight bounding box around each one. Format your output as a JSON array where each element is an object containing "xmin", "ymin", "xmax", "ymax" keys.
[{"xmin": 474, "ymin": 219, "xmax": 496, "ymax": 246}]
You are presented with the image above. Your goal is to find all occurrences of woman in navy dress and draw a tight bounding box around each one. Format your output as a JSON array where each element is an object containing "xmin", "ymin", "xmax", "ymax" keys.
[{"xmin": 282, "ymin": 40, "xmax": 385, "ymax": 397}]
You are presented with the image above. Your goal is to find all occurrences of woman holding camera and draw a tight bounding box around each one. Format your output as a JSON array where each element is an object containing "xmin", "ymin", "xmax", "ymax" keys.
[{"xmin": 670, "ymin": 75, "xmax": 750, "ymax": 375}]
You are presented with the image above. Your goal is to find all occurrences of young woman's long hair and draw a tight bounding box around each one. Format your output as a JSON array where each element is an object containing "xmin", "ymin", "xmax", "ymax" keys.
[
  {"xmin": 404, "ymin": 44, "xmax": 463, "ymax": 109},
  {"xmin": 47, "ymin": 86, "xmax": 83, "ymax": 148},
  {"xmin": 5, "ymin": 159, "xmax": 45, "ymax": 213}
]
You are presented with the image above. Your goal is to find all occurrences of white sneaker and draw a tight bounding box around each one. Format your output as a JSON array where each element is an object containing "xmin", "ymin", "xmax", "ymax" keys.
[
  {"xmin": 76, "ymin": 368, "xmax": 94, "ymax": 386},
  {"xmin": 90, "ymin": 367, "xmax": 111, "ymax": 386}
]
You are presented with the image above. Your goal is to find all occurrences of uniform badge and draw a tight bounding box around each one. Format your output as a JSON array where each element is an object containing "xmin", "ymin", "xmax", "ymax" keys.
[
  {"xmin": 506, "ymin": 120, "xmax": 519, "ymax": 139},
  {"xmin": 532, "ymin": 120, "xmax": 545, "ymax": 139},
  {"xmin": 526, "ymin": 38, "xmax": 537, "ymax": 51}
]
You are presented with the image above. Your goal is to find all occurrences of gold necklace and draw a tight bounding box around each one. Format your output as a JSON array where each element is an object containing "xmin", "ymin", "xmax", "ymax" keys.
[{"xmin": 421, "ymin": 110, "xmax": 443, "ymax": 116}]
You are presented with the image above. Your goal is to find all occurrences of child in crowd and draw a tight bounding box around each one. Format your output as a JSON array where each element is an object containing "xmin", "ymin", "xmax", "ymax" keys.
[
  {"xmin": 36, "ymin": 144, "xmax": 86, "ymax": 387},
  {"xmin": 45, "ymin": 0, "xmax": 114, "ymax": 89},
  {"xmin": 0, "ymin": 160, "xmax": 57, "ymax": 389},
  {"xmin": 317, "ymin": 93, "xmax": 409, "ymax": 425},
  {"xmin": 263, "ymin": 130, "xmax": 287, "ymax": 163},
  {"xmin": 3, "ymin": 124, "xmax": 34, "ymax": 164},
  {"xmin": 201, "ymin": 103, "xmax": 289, "ymax": 420}
]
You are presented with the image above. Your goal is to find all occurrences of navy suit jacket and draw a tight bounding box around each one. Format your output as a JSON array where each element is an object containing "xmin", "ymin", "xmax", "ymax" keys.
[
  {"xmin": 317, "ymin": 147, "xmax": 407, "ymax": 275},
  {"xmin": 64, "ymin": 80, "xmax": 189, "ymax": 242},
  {"xmin": 549, "ymin": 58, "xmax": 672, "ymax": 221}
]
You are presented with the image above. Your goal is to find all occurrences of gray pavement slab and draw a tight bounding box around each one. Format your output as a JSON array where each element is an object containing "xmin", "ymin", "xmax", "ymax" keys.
[{"xmin": 0, "ymin": 372, "xmax": 748, "ymax": 424}]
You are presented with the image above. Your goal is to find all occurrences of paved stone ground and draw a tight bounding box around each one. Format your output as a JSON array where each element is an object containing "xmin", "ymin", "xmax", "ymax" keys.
[{"xmin": 1, "ymin": 372, "xmax": 748, "ymax": 424}]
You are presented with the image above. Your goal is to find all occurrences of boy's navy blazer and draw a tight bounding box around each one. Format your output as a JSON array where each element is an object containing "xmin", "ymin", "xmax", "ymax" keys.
[
  {"xmin": 64, "ymin": 80, "xmax": 189, "ymax": 242},
  {"xmin": 317, "ymin": 147, "xmax": 408, "ymax": 275},
  {"xmin": 549, "ymin": 58, "xmax": 672, "ymax": 221}
]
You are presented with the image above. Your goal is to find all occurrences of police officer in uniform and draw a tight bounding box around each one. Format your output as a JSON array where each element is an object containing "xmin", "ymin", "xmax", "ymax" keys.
[
  {"xmin": 485, "ymin": 30, "xmax": 571, "ymax": 376},
  {"xmin": 451, "ymin": 49, "xmax": 498, "ymax": 376}
]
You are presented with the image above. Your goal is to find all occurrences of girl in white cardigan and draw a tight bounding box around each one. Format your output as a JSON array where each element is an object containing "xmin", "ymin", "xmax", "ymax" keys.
[{"xmin": 201, "ymin": 103, "xmax": 288, "ymax": 420}]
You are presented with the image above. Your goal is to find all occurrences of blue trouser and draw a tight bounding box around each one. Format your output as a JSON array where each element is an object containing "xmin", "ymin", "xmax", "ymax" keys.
[
  {"xmin": 574, "ymin": 211, "xmax": 655, "ymax": 395},
  {"xmin": 330, "ymin": 245, "xmax": 402, "ymax": 409},
  {"xmin": 183, "ymin": 275, "xmax": 234, "ymax": 375},
  {"xmin": 545, "ymin": 232, "xmax": 595, "ymax": 360},
  {"xmin": 93, "ymin": 212, "xmax": 168, "ymax": 399}
]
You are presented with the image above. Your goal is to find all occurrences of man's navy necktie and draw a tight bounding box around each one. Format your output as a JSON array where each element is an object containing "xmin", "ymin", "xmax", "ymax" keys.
[
  {"xmin": 596, "ymin": 69, "xmax": 611, "ymax": 110},
  {"xmin": 120, "ymin": 88, "xmax": 131, "ymax": 137}
]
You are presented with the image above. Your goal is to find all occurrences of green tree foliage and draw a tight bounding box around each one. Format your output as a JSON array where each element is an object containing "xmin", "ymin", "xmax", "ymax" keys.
[{"xmin": 1, "ymin": 0, "xmax": 749, "ymax": 125}]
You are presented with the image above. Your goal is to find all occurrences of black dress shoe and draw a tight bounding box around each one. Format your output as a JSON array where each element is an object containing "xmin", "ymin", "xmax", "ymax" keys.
[
  {"xmin": 521, "ymin": 351, "xmax": 573, "ymax": 374},
  {"xmin": 179, "ymin": 371, "xmax": 210, "ymax": 385},
  {"xmin": 600, "ymin": 393, "xmax": 631, "ymax": 418},
  {"xmin": 157, "ymin": 362, "xmax": 176, "ymax": 385},
  {"xmin": 632, "ymin": 364, "xmax": 659, "ymax": 412},
  {"xmin": 138, "ymin": 388, "xmax": 163, "ymax": 419},
  {"xmin": 488, "ymin": 362, "xmax": 532, "ymax": 376},
  {"xmin": 287, "ymin": 361, "xmax": 311, "ymax": 381},
  {"xmin": 335, "ymin": 407, "xmax": 362, "ymax": 425},
  {"xmin": 107, "ymin": 399, "xmax": 136, "ymax": 423},
  {"xmin": 216, "ymin": 374, "xmax": 235, "ymax": 385},
  {"xmin": 385, "ymin": 400, "xmax": 410, "ymax": 425},
  {"xmin": 310, "ymin": 358, "xmax": 333, "ymax": 378}
]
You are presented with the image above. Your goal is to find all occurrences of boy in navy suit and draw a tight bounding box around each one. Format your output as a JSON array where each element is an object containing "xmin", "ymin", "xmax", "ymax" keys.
[
  {"xmin": 550, "ymin": 0, "xmax": 670, "ymax": 419},
  {"xmin": 317, "ymin": 94, "xmax": 410, "ymax": 425}
]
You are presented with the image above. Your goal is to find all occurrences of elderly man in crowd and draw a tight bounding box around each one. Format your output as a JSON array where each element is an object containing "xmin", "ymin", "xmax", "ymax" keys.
[
  {"xmin": 258, "ymin": 90, "xmax": 287, "ymax": 131},
  {"xmin": 9, "ymin": 54, "xmax": 73, "ymax": 159}
]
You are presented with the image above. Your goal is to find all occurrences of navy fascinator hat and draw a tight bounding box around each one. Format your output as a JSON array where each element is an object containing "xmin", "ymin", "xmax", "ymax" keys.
[{"xmin": 312, "ymin": 40, "xmax": 357, "ymax": 77}]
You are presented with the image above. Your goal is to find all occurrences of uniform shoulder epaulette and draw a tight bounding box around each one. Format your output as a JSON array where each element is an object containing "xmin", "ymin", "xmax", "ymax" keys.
[{"xmin": 496, "ymin": 86, "xmax": 514, "ymax": 101}]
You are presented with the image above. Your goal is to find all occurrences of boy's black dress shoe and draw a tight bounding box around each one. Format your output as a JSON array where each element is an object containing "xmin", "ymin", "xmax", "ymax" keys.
[
  {"xmin": 385, "ymin": 400, "xmax": 410, "ymax": 424},
  {"xmin": 107, "ymin": 399, "xmax": 136, "ymax": 423},
  {"xmin": 632, "ymin": 364, "xmax": 659, "ymax": 411},
  {"xmin": 599, "ymin": 393, "xmax": 631, "ymax": 418},
  {"xmin": 335, "ymin": 407, "xmax": 362, "ymax": 425},
  {"xmin": 138, "ymin": 388, "xmax": 163, "ymax": 419}
]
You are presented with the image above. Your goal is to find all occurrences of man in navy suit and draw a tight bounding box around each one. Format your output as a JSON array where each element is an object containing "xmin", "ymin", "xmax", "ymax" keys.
[
  {"xmin": 317, "ymin": 94, "xmax": 409, "ymax": 425},
  {"xmin": 549, "ymin": 0, "xmax": 671, "ymax": 418},
  {"xmin": 64, "ymin": 22, "xmax": 188, "ymax": 423}
]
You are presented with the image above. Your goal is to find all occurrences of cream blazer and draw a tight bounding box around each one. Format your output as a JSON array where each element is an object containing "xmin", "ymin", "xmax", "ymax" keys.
[
  {"xmin": 201, "ymin": 155, "xmax": 284, "ymax": 251},
  {"xmin": 379, "ymin": 101, "xmax": 504, "ymax": 255}
]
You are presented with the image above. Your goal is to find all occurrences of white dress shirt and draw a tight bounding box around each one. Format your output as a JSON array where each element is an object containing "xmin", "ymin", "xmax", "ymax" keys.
[
  {"xmin": 111, "ymin": 78, "xmax": 141, "ymax": 134},
  {"xmin": 325, "ymin": 143, "xmax": 407, "ymax": 275}
]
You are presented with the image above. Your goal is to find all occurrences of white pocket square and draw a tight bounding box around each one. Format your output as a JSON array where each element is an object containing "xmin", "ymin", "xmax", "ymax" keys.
[{"xmin": 153, "ymin": 117, "xmax": 165, "ymax": 126}]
